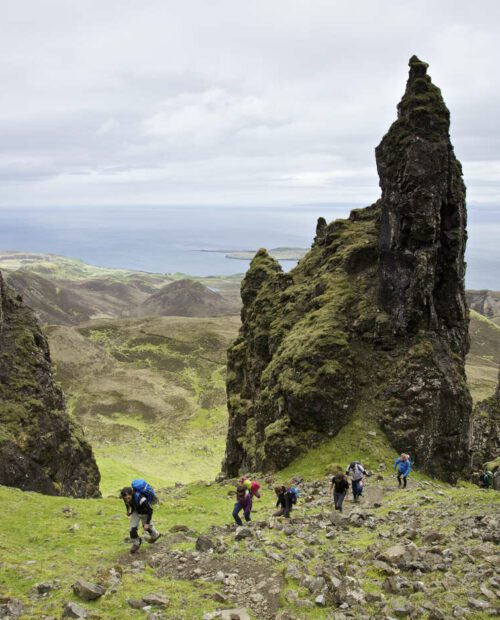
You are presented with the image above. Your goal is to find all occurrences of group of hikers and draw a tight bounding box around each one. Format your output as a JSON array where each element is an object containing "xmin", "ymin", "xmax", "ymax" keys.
[{"xmin": 120, "ymin": 454, "xmax": 412, "ymax": 553}]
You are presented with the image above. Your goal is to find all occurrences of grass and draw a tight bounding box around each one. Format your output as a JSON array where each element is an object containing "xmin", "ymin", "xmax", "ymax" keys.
[
  {"xmin": 46, "ymin": 315, "xmax": 239, "ymax": 494},
  {"xmin": 2, "ymin": 415, "xmax": 499, "ymax": 619}
]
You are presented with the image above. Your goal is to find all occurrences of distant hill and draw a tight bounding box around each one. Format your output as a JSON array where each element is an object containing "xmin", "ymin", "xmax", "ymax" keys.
[
  {"xmin": 47, "ymin": 315, "xmax": 240, "ymax": 492},
  {"xmin": 466, "ymin": 302, "xmax": 500, "ymax": 403},
  {"xmin": 466, "ymin": 289, "xmax": 500, "ymax": 326},
  {"xmin": 134, "ymin": 279, "xmax": 236, "ymax": 317},
  {"xmin": 0, "ymin": 252, "xmax": 241, "ymax": 324}
]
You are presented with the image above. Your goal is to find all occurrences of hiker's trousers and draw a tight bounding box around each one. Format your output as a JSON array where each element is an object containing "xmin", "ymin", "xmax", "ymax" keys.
[
  {"xmin": 333, "ymin": 491, "xmax": 346, "ymax": 511},
  {"xmin": 129, "ymin": 511, "xmax": 159, "ymax": 539},
  {"xmin": 232, "ymin": 501, "xmax": 251, "ymax": 526},
  {"xmin": 351, "ymin": 479, "xmax": 363, "ymax": 499}
]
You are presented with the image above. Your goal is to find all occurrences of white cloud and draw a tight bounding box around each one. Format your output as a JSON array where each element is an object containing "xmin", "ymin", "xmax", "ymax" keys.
[{"xmin": 0, "ymin": 0, "xmax": 499, "ymax": 206}]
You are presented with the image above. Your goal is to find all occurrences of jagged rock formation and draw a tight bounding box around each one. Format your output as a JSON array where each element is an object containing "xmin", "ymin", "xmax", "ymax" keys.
[
  {"xmin": 224, "ymin": 57, "xmax": 472, "ymax": 483},
  {"xmin": 0, "ymin": 271, "xmax": 100, "ymax": 496},
  {"xmin": 134, "ymin": 279, "xmax": 234, "ymax": 317},
  {"xmin": 466, "ymin": 289, "xmax": 500, "ymax": 322},
  {"xmin": 470, "ymin": 368, "xmax": 500, "ymax": 468}
]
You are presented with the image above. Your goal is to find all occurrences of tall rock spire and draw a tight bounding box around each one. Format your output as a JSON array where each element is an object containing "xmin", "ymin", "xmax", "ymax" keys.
[
  {"xmin": 376, "ymin": 55, "xmax": 468, "ymax": 358},
  {"xmin": 223, "ymin": 58, "xmax": 471, "ymax": 482}
]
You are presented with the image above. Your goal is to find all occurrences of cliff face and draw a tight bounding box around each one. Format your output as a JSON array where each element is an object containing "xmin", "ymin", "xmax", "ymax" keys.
[
  {"xmin": 470, "ymin": 368, "xmax": 500, "ymax": 468},
  {"xmin": 224, "ymin": 57, "xmax": 471, "ymax": 483},
  {"xmin": 0, "ymin": 272, "xmax": 100, "ymax": 497}
]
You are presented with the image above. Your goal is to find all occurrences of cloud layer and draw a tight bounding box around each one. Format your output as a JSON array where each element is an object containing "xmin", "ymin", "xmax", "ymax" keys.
[{"xmin": 1, "ymin": 0, "xmax": 499, "ymax": 206}]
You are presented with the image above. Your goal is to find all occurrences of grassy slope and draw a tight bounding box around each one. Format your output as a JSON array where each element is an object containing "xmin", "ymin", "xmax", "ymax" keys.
[
  {"xmin": 47, "ymin": 315, "xmax": 240, "ymax": 495},
  {"xmin": 2, "ymin": 413, "xmax": 499, "ymax": 619},
  {"xmin": 466, "ymin": 309, "xmax": 500, "ymax": 402}
]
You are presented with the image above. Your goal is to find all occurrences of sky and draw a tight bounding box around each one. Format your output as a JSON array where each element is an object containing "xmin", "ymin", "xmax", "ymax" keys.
[{"xmin": 1, "ymin": 0, "xmax": 499, "ymax": 208}]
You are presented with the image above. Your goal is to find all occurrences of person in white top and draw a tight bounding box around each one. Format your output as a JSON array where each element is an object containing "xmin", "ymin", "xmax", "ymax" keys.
[{"xmin": 345, "ymin": 461, "xmax": 367, "ymax": 503}]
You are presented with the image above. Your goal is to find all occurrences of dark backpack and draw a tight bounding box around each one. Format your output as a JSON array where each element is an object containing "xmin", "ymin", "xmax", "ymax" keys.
[
  {"xmin": 131, "ymin": 478, "xmax": 158, "ymax": 505},
  {"xmin": 287, "ymin": 486, "xmax": 300, "ymax": 504}
]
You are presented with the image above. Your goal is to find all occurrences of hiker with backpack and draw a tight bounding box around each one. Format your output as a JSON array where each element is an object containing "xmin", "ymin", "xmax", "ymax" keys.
[
  {"xmin": 273, "ymin": 485, "xmax": 297, "ymax": 518},
  {"xmin": 329, "ymin": 472, "xmax": 350, "ymax": 512},
  {"xmin": 394, "ymin": 453, "xmax": 411, "ymax": 488},
  {"xmin": 240, "ymin": 477, "xmax": 262, "ymax": 499},
  {"xmin": 120, "ymin": 479, "xmax": 161, "ymax": 554},
  {"xmin": 346, "ymin": 461, "xmax": 368, "ymax": 503},
  {"xmin": 232, "ymin": 483, "xmax": 252, "ymax": 526}
]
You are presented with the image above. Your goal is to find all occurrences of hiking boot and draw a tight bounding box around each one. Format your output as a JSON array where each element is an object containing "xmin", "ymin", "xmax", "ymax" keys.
[
  {"xmin": 147, "ymin": 532, "xmax": 162, "ymax": 544},
  {"xmin": 130, "ymin": 542, "xmax": 141, "ymax": 554}
]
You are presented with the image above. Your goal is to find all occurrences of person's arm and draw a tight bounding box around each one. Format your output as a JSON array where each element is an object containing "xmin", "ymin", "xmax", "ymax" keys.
[
  {"xmin": 404, "ymin": 461, "xmax": 411, "ymax": 476},
  {"xmin": 394, "ymin": 458, "xmax": 400, "ymax": 470},
  {"xmin": 138, "ymin": 496, "xmax": 153, "ymax": 525}
]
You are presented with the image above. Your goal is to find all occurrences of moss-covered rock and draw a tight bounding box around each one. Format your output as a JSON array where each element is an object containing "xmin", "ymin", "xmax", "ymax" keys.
[
  {"xmin": 0, "ymin": 271, "xmax": 100, "ymax": 497},
  {"xmin": 223, "ymin": 57, "xmax": 471, "ymax": 483},
  {"xmin": 470, "ymin": 368, "xmax": 500, "ymax": 468}
]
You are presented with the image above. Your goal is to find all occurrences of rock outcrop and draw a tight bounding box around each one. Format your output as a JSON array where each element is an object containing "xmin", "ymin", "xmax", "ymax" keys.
[
  {"xmin": 0, "ymin": 271, "xmax": 100, "ymax": 496},
  {"xmin": 470, "ymin": 368, "xmax": 500, "ymax": 469},
  {"xmin": 224, "ymin": 57, "xmax": 471, "ymax": 482}
]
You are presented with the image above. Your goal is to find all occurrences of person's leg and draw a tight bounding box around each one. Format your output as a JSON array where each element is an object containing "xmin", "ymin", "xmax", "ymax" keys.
[
  {"xmin": 397, "ymin": 473, "xmax": 402, "ymax": 487},
  {"xmin": 129, "ymin": 512, "xmax": 141, "ymax": 553},
  {"xmin": 352, "ymin": 480, "xmax": 360, "ymax": 501},
  {"xmin": 403, "ymin": 476, "xmax": 407, "ymax": 488},
  {"xmin": 337, "ymin": 492, "xmax": 346, "ymax": 512},
  {"xmin": 140, "ymin": 515, "xmax": 160, "ymax": 542},
  {"xmin": 333, "ymin": 491, "xmax": 340, "ymax": 510},
  {"xmin": 244, "ymin": 498, "xmax": 252, "ymax": 522},
  {"xmin": 232, "ymin": 502, "xmax": 243, "ymax": 526}
]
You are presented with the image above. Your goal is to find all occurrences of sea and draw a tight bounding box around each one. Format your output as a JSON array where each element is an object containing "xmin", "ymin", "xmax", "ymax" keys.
[{"xmin": 0, "ymin": 204, "xmax": 498, "ymax": 289}]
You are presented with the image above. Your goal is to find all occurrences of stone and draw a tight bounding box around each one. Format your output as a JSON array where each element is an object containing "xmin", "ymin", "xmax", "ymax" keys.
[
  {"xmin": 219, "ymin": 609, "xmax": 251, "ymax": 620},
  {"xmin": 62, "ymin": 602, "xmax": 88, "ymax": 618},
  {"xmin": 127, "ymin": 599, "xmax": 146, "ymax": 609},
  {"xmin": 142, "ymin": 593, "xmax": 170, "ymax": 607},
  {"xmin": 71, "ymin": 580, "xmax": 106, "ymax": 601},
  {"xmin": 196, "ymin": 534, "xmax": 215, "ymax": 551},
  {"xmin": 315, "ymin": 593, "xmax": 326, "ymax": 606},
  {"xmin": 235, "ymin": 527, "xmax": 253, "ymax": 541}
]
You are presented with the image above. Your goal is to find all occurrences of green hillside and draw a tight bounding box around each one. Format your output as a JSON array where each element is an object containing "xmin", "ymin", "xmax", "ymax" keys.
[
  {"xmin": 1, "ymin": 415, "xmax": 498, "ymax": 619},
  {"xmin": 47, "ymin": 315, "xmax": 240, "ymax": 494},
  {"xmin": 466, "ymin": 309, "xmax": 500, "ymax": 402}
]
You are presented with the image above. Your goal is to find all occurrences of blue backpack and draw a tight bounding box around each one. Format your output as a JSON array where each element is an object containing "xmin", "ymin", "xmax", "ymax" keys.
[
  {"xmin": 131, "ymin": 479, "xmax": 158, "ymax": 505},
  {"xmin": 287, "ymin": 486, "xmax": 300, "ymax": 504}
]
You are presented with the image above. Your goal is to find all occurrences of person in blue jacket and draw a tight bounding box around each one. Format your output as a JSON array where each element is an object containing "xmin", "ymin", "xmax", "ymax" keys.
[{"xmin": 394, "ymin": 453, "xmax": 411, "ymax": 488}]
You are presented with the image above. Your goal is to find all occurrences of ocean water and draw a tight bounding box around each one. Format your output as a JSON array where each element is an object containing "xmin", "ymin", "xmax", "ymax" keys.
[{"xmin": 0, "ymin": 204, "xmax": 498, "ymax": 289}]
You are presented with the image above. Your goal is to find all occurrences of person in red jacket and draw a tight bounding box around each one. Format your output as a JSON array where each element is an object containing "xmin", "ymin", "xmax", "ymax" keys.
[{"xmin": 232, "ymin": 484, "xmax": 252, "ymax": 526}]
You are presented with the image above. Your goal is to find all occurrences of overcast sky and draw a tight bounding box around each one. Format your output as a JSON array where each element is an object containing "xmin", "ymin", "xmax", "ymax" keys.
[{"xmin": 1, "ymin": 0, "xmax": 499, "ymax": 208}]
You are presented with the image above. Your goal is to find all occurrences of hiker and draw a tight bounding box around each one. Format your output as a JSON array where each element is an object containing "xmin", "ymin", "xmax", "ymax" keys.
[
  {"xmin": 120, "ymin": 486, "xmax": 161, "ymax": 554},
  {"xmin": 346, "ymin": 461, "xmax": 368, "ymax": 502},
  {"xmin": 394, "ymin": 453, "xmax": 411, "ymax": 488},
  {"xmin": 240, "ymin": 477, "xmax": 262, "ymax": 499},
  {"xmin": 273, "ymin": 485, "xmax": 293, "ymax": 518},
  {"xmin": 232, "ymin": 484, "xmax": 252, "ymax": 526},
  {"xmin": 329, "ymin": 472, "xmax": 350, "ymax": 512},
  {"xmin": 481, "ymin": 470, "xmax": 493, "ymax": 489}
]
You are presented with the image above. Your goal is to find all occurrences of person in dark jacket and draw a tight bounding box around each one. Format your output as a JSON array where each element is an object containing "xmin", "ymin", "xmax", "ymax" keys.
[
  {"xmin": 232, "ymin": 484, "xmax": 252, "ymax": 526},
  {"xmin": 329, "ymin": 472, "xmax": 350, "ymax": 512},
  {"xmin": 273, "ymin": 485, "xmax": 293, "ymax": 518},
  {"xmin": 120, "ymin": 486, "xmax": 161, "ymax": 553}
]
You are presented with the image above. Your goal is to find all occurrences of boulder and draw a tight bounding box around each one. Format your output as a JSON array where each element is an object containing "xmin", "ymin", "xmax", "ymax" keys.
[
  {"xmin": 196, "ymin": 534, "xmax": 215, "ymax": 552},
  {"xmin": 71, "ymin": 580, "xmax": 106, "ymax": 601}
]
